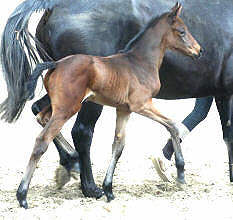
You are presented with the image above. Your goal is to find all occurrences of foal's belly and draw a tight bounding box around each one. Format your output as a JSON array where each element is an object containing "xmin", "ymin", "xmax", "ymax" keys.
[{"xmin": 86, "ymin": 91, "xmax": 129, "ymax": 110}]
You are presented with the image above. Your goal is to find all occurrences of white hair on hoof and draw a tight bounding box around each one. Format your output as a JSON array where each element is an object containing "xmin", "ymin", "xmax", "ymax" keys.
[
  {"xmin": 54, "ymin": 165, "xmax": 71, "ymax": 189},
  {"xmin": 70, "ymin": 170, "xmax": 79, "ymax": 180}
]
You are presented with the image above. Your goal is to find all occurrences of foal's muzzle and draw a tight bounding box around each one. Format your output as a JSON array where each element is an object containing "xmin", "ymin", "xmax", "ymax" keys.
[{"xmin": 194, "ymin": 47, "xmax": 204, "ymax": 59}]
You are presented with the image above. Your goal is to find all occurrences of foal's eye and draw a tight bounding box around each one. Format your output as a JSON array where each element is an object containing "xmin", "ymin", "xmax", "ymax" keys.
[{"xmin": 179, "ymin": 30, "xmax": 185, "ymax": 37}]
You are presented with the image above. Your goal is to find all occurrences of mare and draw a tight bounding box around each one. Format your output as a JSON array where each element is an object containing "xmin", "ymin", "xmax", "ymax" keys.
[
  {"xmin": 1, "ymin": 0, "xmax": 233, "ymax": 199},
  {"xmin": 16, "ymin": 4, "xmax": 201, "ymax": 208}
]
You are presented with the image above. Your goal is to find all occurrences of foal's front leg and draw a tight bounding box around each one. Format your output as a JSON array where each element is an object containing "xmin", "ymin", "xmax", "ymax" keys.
[
  {"xmin": 133, "ymin": 99, "xmax": 185, "ymax": 184},
  {"xmin": 103, "ymin": 109, "xmax": 130, "ymax": 202}
]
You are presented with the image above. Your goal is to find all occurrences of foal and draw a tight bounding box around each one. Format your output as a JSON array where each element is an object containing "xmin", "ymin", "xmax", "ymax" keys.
[{"xmin": 17, "ymin": 3, "xmax": 201, "ymax": 208}]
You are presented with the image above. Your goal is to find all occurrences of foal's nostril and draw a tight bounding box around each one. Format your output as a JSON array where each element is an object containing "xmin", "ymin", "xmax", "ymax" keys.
[
  {"xmin": 196, "ymin": 47, "xmax": 204, "ymax": 59},
  {"xmin": 199, "ymin": 48, "xmax": 204, "ymax": 56}
]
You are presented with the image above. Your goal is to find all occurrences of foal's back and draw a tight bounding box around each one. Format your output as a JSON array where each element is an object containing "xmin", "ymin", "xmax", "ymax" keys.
[{"xmin": 45, "ymin": 52, "xmax": 154, "ymax": 109}]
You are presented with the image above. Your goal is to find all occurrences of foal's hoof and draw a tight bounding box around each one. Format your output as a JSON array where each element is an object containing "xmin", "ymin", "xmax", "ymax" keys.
[
  {"xmin": 16, "ymin": 192, "xmax": 28, "ymax": 209},
  {"xmin": 105, "ymin": 192, "xmax": 115, "ymax": 203},
  {"xmin": 176, "ymin": 177, "xmax": 186, "ymax": 185},
  {"xmin": 151, "ymin": 156, "xmax": 174, "ymax": 182},
  {"xmin": 17, "ymin": 182, "xmax": 29, "ymax": 209},
  {"xmin": 82, "ymin": 186, "xmax": 104, "ymax": 199},
  {"xmin": 18, "ymin": 199, "xmax": 28, "ymax": 209},
  {"xmin": 103, "ymin": 184, "xmax": 115, "ymax": 202}
]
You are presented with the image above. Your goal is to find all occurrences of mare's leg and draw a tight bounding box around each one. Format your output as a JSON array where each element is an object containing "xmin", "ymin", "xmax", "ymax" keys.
[
  {"xmin": 32, "ymin": 94, "xmax": 80, "ymax": 188},
  {"xmin": 72, "ymin": 101, "xmax": 104, "ymax": 198},
  {"xmin": 133, "ymin": 100, "xmax": 185, "ymax": 184},
  {"xmin": 215, "ymin": 96, "xmax": 233, "ymax": 182},
  {"xmin": 102, "ymin": 110, "xmax": 130, "ymax": 202},
  {"xmin": 163, "ymin": 97, "xmax": 213, "ymax": 160}
]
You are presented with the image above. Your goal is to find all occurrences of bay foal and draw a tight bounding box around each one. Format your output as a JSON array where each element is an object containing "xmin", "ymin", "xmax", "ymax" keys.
[{"xmin": 17, "ymin": 3, "xmax": 201, "ymax": 208}]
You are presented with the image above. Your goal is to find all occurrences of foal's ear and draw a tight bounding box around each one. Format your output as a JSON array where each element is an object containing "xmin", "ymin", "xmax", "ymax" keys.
[{"xmin": 168, "ymin": 2, "xmax": 182, "ymax": 24}]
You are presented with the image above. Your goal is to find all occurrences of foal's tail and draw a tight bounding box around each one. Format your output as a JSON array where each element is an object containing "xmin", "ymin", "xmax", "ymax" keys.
[
  {"xmin": 0, "ymin": 0, "xmax": 61, "ymax": 123},
  {"xmin": 25, "ymin": 61, "xmax": 57, "ymax": 101}
]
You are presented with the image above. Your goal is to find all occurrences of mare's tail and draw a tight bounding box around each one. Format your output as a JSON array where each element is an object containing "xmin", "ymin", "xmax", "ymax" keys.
[{"xmin": 0, "ymin": 0, "xmax": 61, "ymax": 123}]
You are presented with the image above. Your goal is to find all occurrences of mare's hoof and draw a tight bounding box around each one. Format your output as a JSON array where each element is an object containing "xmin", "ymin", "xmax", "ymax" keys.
[
  {"xmin": 55, "ymin": 162, "xmax": 80, "ymax": 189},
  {"xmin": 55, "ymin": 165, "xmax": 71, "ymax": 189},
  {"xmin": 82, "ymin": 186, "xmax": 104, "ymax": 199},
  {"xmin": 151, "ymin": 157, "xmax": 174, "ymax": 182}
]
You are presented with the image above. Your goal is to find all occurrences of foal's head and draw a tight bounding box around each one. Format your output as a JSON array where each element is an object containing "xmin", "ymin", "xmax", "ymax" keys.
[{"xmin": 162, "ymin": 3, "xmax": 202, "ymax": 58}]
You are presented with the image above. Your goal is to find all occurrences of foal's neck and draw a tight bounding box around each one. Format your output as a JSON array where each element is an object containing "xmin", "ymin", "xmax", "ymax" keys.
[{"xmin": 130, "ymin": 22, "xmax": 167, "ymax": 72}]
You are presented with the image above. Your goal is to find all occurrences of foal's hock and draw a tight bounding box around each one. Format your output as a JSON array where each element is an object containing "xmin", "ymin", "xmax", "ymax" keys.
[{"xmin": 17, "ymin": 3, "xmax": 201, "ymax": 208}]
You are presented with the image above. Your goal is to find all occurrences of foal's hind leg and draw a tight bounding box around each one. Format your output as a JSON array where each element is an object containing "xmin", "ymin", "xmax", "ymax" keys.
[
  {"xmin": 16, "ymin": 115, "xmax": 68, "ymax": 208},
  {"xmin": 132, "ymin": 100, "xmax": 185, "ymax": 184},
  {"xmin": 35, "ymin": 103, "xmax": 80, "ymax": 188},
  {"xmin": 103, "ymin": 109, "xmax": 130, "ymax": 202},
  {"xmin": 32, "ymin": 95, "xmax": 80, "ymax": 188},
  {"xmin": 17, "ymin": 102, "xmax": 82, "ymax": 209}
]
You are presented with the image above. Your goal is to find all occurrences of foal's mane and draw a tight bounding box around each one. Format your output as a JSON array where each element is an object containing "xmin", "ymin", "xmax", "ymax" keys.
[{"xmin": 121, "ymin": 12, "xmax": 169, "ymax": 53}]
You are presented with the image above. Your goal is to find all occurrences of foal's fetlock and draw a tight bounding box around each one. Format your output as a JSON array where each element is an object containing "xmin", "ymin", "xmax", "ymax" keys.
[
  {"xmin": 176, "ymin": 162, "xmax": 185, "ymax": 184},
  {"xmin": 175, "ymin": 157, "xmax": 185, "ymax": 184}
]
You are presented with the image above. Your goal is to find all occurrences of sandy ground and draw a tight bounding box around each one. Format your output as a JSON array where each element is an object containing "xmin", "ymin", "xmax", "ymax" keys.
[{"xmin": 0, "ymin": 1, "xmax": 233, "ymax": 219}]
